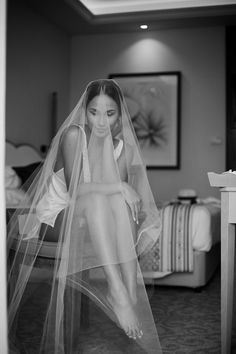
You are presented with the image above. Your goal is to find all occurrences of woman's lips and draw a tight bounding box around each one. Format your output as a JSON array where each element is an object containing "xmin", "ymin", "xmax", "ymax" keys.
[{"xmin": 94, "ymin": 127, "xmax": 109, "ymax": 134}]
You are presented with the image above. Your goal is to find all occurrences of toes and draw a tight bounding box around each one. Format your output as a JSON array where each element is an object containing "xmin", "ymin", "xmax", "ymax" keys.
[
  {"xmin": 126, "ymin": 323, "xmax": 143, "ymax": 340},
  {"xmin": 126, "ymin": 326, "xmax": 136, "ymax": 340},
  {"xmin": 132, "ymin": 323, "xmax": 143, "ymax": 339},
  {"xmin": 132, "ymin": 320, "xmax": 142, "ymax": 339},
  {"xmin": 130, "ymin": 327, "xmax": 137, "ymax": 340},
  {"xmin": 137, "ymin": 328, "xmax": 143, "ymax": 339},
  {"xmin": 125, "ymin": 327, "xmax": 132, "ymax": 339}
]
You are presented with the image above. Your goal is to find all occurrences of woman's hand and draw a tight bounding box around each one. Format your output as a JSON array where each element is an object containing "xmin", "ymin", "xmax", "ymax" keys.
[{"xmin": 121, "ymin": 182, "xmax": 141, "ymax": 224}]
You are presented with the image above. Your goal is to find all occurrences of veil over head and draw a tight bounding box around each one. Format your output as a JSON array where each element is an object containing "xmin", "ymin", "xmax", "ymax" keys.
[{"xmin": 7, "ymin": 79, "xmax": 162, "ymax": 353}]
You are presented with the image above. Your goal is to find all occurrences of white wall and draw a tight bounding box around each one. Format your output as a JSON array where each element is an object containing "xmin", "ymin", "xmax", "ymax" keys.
[
  {"xmin": 6, "ymin": 0, "xmax": 70, "ymax": 151},
  {"xmin": 70, "ymin": 27, "xmax": 225, "ymax": 201},
  {"xmin": 0, "ymin": 0, "xmax": 8, "ymax": 351}
]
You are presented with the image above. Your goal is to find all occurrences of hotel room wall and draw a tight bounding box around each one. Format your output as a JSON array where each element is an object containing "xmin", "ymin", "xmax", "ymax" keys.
[
  {"xmin": 70, "ymin": 27, "xmax": 225, "ymax": 202},
  {"xmin": 6, "ymin": 0, "xmax": 70, "ymax": 151}
]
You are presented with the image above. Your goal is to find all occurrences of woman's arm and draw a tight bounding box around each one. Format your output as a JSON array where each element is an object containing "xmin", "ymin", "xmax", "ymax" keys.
[
  {"xmin": 61, "ymin": 125, "xmax": 84, "ymax": 190},
  {"xmin": 61, "ymin": 130, "xmax": 141, "ymax": 222},
  {"xmin": 78, "ymin": 181, "xmax": 140, "ymax": 224},
  {"xmin": 122, "ymin": 143, "xmax": 142, "ymax": 223},
  {"xmin": 61, "ymin": 126, "xmax": 123, "ymax": 196}
]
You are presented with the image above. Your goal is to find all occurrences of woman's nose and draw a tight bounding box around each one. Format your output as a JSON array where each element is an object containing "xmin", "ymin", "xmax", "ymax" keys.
[{"xmin": 98, "ymin": 114, "xmax": 107, "ymax": 127}]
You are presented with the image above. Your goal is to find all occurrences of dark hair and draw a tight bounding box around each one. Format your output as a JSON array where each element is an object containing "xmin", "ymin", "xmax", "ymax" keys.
[{"xmin": 85, "ymin": 79, "xmax": 122, "ymax": 114}]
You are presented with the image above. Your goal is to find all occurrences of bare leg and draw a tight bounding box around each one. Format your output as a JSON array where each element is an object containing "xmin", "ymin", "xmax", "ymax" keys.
[
  {"xmin": 81, "ymin": 193, "xmax": 142, "ymax": 339},
  {"xmin": 120, "ymin": 220, "xmax": 138, "ymax": 305},
  {"xmin": 40, "ymin": 193, "xmax": 142, "ymax": 338},
  {"xmin": 120, "ymin": 260, "xmax": 137, "ymax": 304},
  {"xmin": 109, "ymin": 194, "xmax": 138, "ymax": 305}
]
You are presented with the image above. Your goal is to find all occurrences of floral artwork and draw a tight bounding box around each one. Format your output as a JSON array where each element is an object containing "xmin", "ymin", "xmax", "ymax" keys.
[{"xmin": 109, "ymin": 73, "xmax": 181, "ymax": 169}]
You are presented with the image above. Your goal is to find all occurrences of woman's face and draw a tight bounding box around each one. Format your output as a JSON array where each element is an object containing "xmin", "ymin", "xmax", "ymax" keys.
[{"xmin": 86, "ymin": 94, "xmax": 120, "ymax": 138}]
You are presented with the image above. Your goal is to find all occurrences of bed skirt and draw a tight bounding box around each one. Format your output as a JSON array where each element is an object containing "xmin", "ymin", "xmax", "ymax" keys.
[{"xmin": 143, "ymin": 242, "xmax": 220, "ymax": 288}]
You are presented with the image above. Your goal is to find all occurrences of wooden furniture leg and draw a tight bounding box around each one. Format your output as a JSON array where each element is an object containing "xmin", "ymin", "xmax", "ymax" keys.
[{"xmin": 221, "ymin": 190, "xmax": 236, "ymax": 354}]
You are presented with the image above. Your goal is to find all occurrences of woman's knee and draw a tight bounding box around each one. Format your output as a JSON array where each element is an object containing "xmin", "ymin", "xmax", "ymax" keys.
[
  {"xmin": 77, "ymin": 193, "xmax": 109, "ymax": 218},
  {"xmin": 89, "ymin": 193, "xmax": 109, "ymax": 214},
  {"xmin": 109, "ymin": 194, "xmax": 128, "ymax": 215}
]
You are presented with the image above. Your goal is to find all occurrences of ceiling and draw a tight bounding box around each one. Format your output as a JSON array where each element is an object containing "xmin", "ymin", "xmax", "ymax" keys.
[
  {"xmin": 79, "ymin": 0, "xmax": 236, "ymax": 16},
  {"xmin": 25, "ymin": 0, "xmax": 236, "ymax": 35}
]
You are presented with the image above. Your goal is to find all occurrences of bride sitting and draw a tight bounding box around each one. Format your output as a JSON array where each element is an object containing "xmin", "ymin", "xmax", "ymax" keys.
[{"xmin": 8, "ymin": 79, "xmax": 162, "ymax": 354}]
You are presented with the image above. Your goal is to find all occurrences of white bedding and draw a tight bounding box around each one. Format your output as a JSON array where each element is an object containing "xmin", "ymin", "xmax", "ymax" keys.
[
  {"xmin": 191, "ymin": 200, "xmax": 220, "ymax": 251},
  {"xmin": 139, "ymin": 200, "xmax": 221, "ymax": 278},
  {"xmin": 5, "ymin": 142, "xmax": 42, "ymax": 208},
  {"xmin": 5, "ymin": 166, "xmax": 25, "ymax": 206},
  {"xmin": 5, "ymin": 166, "xmax": 21, "ymax": 189},
  {"xmin": 5, "ymin": 189, "xmax": 27, "ymax": 206}
]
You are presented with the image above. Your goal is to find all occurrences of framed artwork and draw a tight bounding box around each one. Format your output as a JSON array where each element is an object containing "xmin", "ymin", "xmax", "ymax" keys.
[
  {"xmin": 228, "ymin": 73, "xmax": 236, "ymax": 129},
  {"xmin": 109, "ymin": 72, "xmax": 181, "ymax": 169}
]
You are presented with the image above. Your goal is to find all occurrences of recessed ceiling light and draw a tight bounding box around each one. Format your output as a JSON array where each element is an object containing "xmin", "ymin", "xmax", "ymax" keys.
[{"xmin": 140, "ymin": 24, "xmax": 148, "ymax": 30}]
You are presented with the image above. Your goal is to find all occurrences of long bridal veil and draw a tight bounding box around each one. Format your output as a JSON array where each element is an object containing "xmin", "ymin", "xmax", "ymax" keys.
[{"xmin": 7, "ymin": 79, "xmax": 162, "ymax": 353}]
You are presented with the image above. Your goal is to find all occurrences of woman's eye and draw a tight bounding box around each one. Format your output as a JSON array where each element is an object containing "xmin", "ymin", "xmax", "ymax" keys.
[
  {"xmin": 89, "ymin": 110, "xmax": 96, "ymax": 116},
  {"xmin": 107, "ymin": 111, "xmax": 115, "ymax": 117}
]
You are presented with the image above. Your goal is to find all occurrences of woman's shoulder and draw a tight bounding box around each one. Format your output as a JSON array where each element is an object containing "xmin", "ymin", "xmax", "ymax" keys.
[
  {"xmin": 64, "ymin": 124, "xmax": 84, "ymax": 135},
  {"xmin": 62, "ymin": 124, "xmax": 84, "ymax": 140},
  {"xmin": 61, "ymin": 125, "xmax": 85, "ymax": 150}
]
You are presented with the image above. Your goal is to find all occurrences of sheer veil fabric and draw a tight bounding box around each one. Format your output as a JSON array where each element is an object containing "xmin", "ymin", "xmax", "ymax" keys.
[{"xmin": 7, "ymin": 79, "xmax": 162, "ymax": 353}]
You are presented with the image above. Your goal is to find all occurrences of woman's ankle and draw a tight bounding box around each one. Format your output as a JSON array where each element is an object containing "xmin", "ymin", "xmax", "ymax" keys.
[{"xmin": 108, "ymin": 283, "xmax": 130, "ymax": 305}]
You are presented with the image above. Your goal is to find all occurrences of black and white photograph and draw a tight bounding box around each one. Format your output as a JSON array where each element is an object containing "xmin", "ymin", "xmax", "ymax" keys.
[{"xmin": 1, "ymin": 1, "xmax": 236, "ymax": 354}]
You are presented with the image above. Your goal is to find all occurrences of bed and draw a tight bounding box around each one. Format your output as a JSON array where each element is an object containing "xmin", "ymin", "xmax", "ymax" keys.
[
  {"xmin": 5, "ymin": 141, "xmax": 221, "ymax": 289},
  {"xmin": 139, "ymin": 201, "xmax": 221, "ymax": 288},
  {"xmin": 5, "ymin": 141, "xmax": 43, "ymax": 208}
]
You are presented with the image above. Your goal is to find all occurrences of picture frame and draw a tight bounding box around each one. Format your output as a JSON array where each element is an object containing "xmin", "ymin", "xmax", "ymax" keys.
[
  {"xmin": 228, "ymin": 73, "xmax": 236, "ymax": 129},
  {"xmin": 109, "ymin": 72, "xmax": 181, "ymax": 169}
]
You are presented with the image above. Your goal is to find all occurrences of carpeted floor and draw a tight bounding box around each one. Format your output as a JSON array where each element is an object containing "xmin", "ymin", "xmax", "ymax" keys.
[
  {"xmin": 10, "ymin": 266, "xmax": 225, "ymax": 354},
  {"xmin": 152, "ymin": 270, "xmax": 221, "ymax": 354}
]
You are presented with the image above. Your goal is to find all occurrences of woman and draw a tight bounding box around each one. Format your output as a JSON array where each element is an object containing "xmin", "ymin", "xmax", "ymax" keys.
[{"xmin": 8, "ymin": 79, "xmax": 162, "ymax": 353}]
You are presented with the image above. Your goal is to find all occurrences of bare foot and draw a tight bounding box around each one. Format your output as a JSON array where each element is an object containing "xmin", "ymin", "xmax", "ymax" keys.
[{"xmin": 107, "ymin": 287, "xmax": 143, "ymax": 340}]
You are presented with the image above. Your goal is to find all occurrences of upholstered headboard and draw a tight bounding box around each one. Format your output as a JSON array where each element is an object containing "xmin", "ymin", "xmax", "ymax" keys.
[{"xmin": 6, "ymin": 141, "xmax": 42, "ymax": 167}]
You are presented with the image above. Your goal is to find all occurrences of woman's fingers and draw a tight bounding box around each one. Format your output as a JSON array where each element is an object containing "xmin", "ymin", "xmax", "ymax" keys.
[
  {"xmin": 122, "ymin": 185, "xmax": 141, "ymax": 224},
  {"xmin": 128, "ymin": 201, "xmax": 136, "ymax": 222},
  {"xmin": 134, "ymin": 203, "xmax": 139, "ymax": 224}
]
